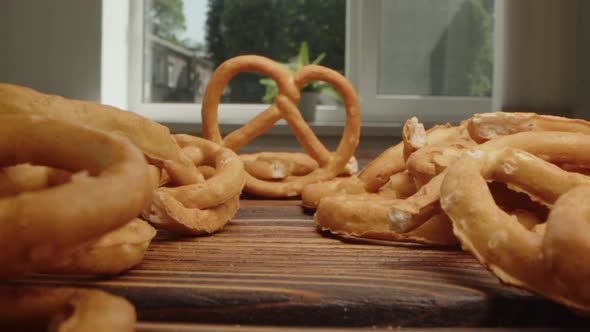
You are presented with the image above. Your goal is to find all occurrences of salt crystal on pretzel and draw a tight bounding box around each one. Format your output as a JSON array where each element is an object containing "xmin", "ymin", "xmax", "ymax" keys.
[
  {"xmin": 402, "ymin": 117, "xmax": 427, "ymax": 160},
  {"xmin": 0, "ymin": 83, "xmax": 201, "ymax": 185},
  {"xmin": 441, "ymin": 131, "xmax": 590, "ymax": 313},
  {"xmin": 201, "ymin": 55, "xmax": 360, "ymax": 197}
]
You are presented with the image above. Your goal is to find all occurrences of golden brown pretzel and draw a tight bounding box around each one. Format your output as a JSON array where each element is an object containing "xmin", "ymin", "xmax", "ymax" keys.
[
  {"xmin": 440, "ymin": 131, "xmax": 590, "ymax": 313},
  {"xmin": 241, "ymin": 152, "xmax": 319, "ymax": 180},
  {"xmin": 467, "ymin": 112, "xmax": 590, "ymax": 143},
  {"xmin": 0, "ymin": 114, "xmax": 152, "ymax": 330},
  {"xmin": 241, "ymin": 152, "xmax": 357, "ymax": 181},
  {"xmin": 201, "ymin": 55, "xmax": 360, "ymax": 197},
  {"xmin": 405, "ymin": 136, "xmax": 476, "ymax": 188},
  {"xmin": 0, "ymin": 164, "xmax": 156, "ymax": 275},
  {"xmin": 315, "ymin": 193, "xmax": 458, "ymax": 245},
  {"xmin": 143, "ymin": 134, "xmax": 245, "ymax": 234},
  {"xmin": 377, "ymin": 171, "xmax": 418, "ymax": 198},
  {"xmin": 0, "ymin": 286, "xmax": 136, "ymax": 332},
  {"xmin": 0, "ymin": 114, "xmax": 153, "ymax": 278},
  {"xmin": 40, "ymin": 218, "xmax": 156, "ymax": 275},
  {"xmin": 0, "ymin": 83, "xmax": 201, "ymax": 185},
  {"xmin": 0, "ymin": 164, "xmax": 70, "ymax": 197}
]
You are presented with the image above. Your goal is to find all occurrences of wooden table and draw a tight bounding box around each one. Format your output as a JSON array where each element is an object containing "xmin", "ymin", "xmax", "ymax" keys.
[{"xmin": 14, "ymin": 199, "xmax": 588, "ymax": 331}]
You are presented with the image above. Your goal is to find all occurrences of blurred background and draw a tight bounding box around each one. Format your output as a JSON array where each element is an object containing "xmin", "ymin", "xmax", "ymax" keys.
[{"xmin": 0, "ymin": 0, "xmax": 588, "ymax": 139}]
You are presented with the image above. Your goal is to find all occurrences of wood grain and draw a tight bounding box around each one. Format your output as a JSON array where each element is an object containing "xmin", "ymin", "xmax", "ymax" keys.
[
  {"xmin": 137, "ymin": 322, "xmax": 585, "ymax": 332},
  {"xmin": 8, "ymin": 200, "xmax": 589, "ymax": 328}
]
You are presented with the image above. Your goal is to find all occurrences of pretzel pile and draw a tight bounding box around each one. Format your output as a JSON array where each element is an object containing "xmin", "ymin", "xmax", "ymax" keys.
[
  {"xmin": 3, "ymin": 53, "xmax": 590, "ymax": 322},
  {"xmin": 0, "ymin": 83, "xmax": 246, "ymax": 236},
  {"xmin": 0, "ymin": 83, "xmax": 247, "ymax": 330},
  {"xmin": 310, "ymin": 118, "xmax": 472, "ymax": 245},
  {"xmin": 309, "ymin": 111, "xmax": 590, "ymax": 313},
  {"xmin": 442, "ymin": 131, "xmax": 590, "ymax": 313},
  {"xmin": 0, "ymin": 113, "xmax": 153, "ymax": 330},
  {"xmin": 201, "ymin": 55, "xmax": 360, "ymax": 197}
]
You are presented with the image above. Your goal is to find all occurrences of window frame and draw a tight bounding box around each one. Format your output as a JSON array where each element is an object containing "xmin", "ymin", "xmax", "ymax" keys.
[{"xmin": 127, "ymin": 0, "xmax": 494, "ymax": 127}]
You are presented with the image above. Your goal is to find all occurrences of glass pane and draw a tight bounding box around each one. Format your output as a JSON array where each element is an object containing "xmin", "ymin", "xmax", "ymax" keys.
[
  {"xmin": 143, "ymin": 0, "xmax": 346, "ymax": 104},
  {"xmin": 377, "ymin": 0, "xmax": 494, "ymax": 97}
]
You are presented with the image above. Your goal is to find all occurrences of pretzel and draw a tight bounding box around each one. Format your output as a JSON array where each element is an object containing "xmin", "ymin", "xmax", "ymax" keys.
[
  {"xmin": 467, "ymin": 112, "xmax": 590, "ymax": 143},
  {"xmin": 243, "ymin": 152, "xmax": 358, "ymax": 181},
  {"xmin": 201, "ymin": 55, "xmax": 360, "ymax": 197},
  {"xmin": 0, "ymin": 114, "xmax": 153, "ymax": 277},
  {"xmin": 0, "ymin": 164, "xmax": 156, "ymax": 275},
  {"xmin": 0, "ymin": 164, "xmax": 70, "ymax": 197},
  {"xmin": 315, "ymin": 182, "xmax": 549, "ymax": 246},
  {"xmin": 0, "ymin": 286, "xmax": 135, "ymax": 332},
  {"xmin": 241, "ymin": 152, "xmax": 318, "ymax": 180},
  {"xmin": 0, "ymin": 114, "xmax": 152, "ymax": 330},
  {"xmin": 40, "ymin": 218, "xmax": 156, "ymax": 275},
  {"xmin": 302, "ymin": 120, "xmax": 467, "ymax": 208},
  {"xmin": 376, "ymin": 171, "xmax": 417, "ymax": 198},
  {"xmin": 142, "ymin": 134, "xmax": 245, "ymax": 234},
  {"xmin": 406, "ymin": 135, "xmax": 476, "ymax": 188},
  {"xmin": 315, "ymin": 193, "xmax": 458, "ymax": 245},
  {"xmin": 0, "ymin": 83, "xmax": 201, "ymax": 185},
  {"xmin": 440, "ymin": 131, "xmax": 590, "ymax": 313}
]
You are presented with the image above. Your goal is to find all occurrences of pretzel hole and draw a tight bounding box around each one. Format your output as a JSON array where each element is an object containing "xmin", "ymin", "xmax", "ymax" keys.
[{"xmin": 488, "ymin": 181, "xmax": 549, "ymax": 230}]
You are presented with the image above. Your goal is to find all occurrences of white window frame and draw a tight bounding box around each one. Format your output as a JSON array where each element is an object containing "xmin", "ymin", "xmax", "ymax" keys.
[{"xmin": 126, "ymin": 0, "xmax": 493, "ymax": 127}]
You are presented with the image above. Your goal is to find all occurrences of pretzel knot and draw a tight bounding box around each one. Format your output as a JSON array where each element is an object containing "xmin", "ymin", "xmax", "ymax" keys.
[
  {"xmin": 441, "ymin": 132, "xmax": 590, "ymax": 313},
  {"xmin": 142, "ymin": 134, "xmax": 245, "ymax": 234},
  {"xmin": 201, "ymin": 55, "xmax": 360, "ymax": 197}
]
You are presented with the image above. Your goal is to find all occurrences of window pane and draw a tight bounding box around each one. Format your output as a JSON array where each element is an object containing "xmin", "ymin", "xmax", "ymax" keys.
[
  {"xmin": 377, "ymin": 0, "xmax": 494, "ymax": 97},
  {"xmin": 143, "ymin": 0, "xmax": 345, "ymax": 104}
]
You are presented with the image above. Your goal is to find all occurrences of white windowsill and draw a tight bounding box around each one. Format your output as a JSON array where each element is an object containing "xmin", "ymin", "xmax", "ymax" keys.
[{"xmin": 135, "ymin": 103, "xmax": 404, "ymax": 136}]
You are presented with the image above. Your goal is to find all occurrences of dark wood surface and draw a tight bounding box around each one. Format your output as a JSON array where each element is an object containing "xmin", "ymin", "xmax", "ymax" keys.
[{"xmin": 12, "ymin": 199, "xmax": 589, "ymax": 330}]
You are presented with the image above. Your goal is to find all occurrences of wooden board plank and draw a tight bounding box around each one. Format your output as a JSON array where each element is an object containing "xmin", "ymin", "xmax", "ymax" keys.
[
  {"xmin": 137, "ymin": 323, "xmax": 585, "ymax": 332},
  {"xmin": 10, "ymin": 200, "xmax": 588, "ymax": 328}
]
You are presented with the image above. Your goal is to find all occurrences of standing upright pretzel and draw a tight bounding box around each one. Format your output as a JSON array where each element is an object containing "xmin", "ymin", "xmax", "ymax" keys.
[{"xmin": 201, "ymin": 55, "xmax": 360, "ymax": 197}]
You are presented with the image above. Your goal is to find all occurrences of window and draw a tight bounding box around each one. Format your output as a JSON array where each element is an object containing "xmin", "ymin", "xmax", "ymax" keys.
[
  {"xmin": 347, "ymin": 0, "xmax": 494, "ymax": 124},
  {"xmin": 129, "ymin": 0, "xmax": 495, "ymax": 126}
]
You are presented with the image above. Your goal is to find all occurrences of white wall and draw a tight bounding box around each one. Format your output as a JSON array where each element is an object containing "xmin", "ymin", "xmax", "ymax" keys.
[
  {"xmin": 576, "ymin": 0, "xmax": 590, "ymax": 119},
  {"xmin": 0, "ymin": 0, "xmax": 102, "ymax": 101},
  {"xmin": 494, "ymin": 0, "xmax": 577, "ymax": 116}
]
